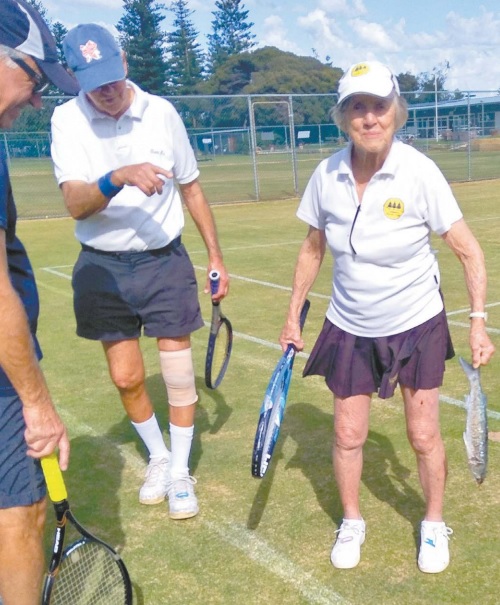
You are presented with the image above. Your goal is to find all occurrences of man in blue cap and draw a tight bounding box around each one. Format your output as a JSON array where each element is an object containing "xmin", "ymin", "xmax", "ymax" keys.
[
  {"xmin": 0, "ymin": 1, "xmax": 78, "ymax": 603},
  {"xmin": 51, "ymin": 24, "xmax": 229, "ymax": 520}
]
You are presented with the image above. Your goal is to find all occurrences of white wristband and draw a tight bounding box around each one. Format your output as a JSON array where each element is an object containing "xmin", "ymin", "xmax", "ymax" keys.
[{"xmin": 469, "ymin": 311, "xmax": 488, "ymax": 321}]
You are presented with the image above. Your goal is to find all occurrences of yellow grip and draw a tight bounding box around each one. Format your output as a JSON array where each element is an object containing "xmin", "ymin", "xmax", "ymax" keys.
[{"xmin": 41, "ymin": 452, "xmax": 68, "ymax": 503}]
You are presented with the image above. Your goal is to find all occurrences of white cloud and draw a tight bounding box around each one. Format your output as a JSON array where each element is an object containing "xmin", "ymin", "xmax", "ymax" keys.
[
  {"xmin": 60, "ymin": 0, "xmax": 122, "ymax": 9},
  {"xmin": 260, "ymin": 15, "xmax": 303, "ymax": 53},
  {"xmin": 297, "ymin": 9, "xmax": 348, "ymax": 49},
  {"xmin": 348, "ymin": 18, "xmax": 399, "ymax": 52},
  {"xmin": 317, "ymin": 0, "xmax": 367, "ymax": 16}
]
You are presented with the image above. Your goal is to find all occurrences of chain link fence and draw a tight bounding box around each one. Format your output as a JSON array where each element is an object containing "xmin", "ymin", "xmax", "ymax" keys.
[{"xmin": 3, "ymin": 91, "xmax": 500, "ymax": 219}]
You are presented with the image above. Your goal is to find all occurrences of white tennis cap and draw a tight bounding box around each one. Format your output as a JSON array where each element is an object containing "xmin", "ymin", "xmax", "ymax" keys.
[{"xmin": 337, "ymin": 61, "xmax": 400, "ymax": 105}]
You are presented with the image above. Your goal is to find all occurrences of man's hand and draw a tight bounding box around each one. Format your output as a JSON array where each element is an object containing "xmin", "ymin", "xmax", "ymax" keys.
[
  {"xmin": 23, "ymin": 402, "xmax": 70, "ymax": 470},
  {"xmin": 112, "ymin": 163, "xmax": 173, "ymax": 196}
]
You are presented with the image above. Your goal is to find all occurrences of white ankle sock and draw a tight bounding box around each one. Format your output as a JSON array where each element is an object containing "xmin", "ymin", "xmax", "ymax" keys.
[
  {"xmin": 131, "ymin": 414, "xmax": 170, "ymax": 460},
  {"xmin": 169, "ymin": 423, "xmax": 194, "ymax": 478}
]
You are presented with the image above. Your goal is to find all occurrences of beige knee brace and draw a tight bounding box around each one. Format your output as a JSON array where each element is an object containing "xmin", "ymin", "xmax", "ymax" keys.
[{"xmin": 159, "ymin": 348, "xmax": 198, "ymax": 407}]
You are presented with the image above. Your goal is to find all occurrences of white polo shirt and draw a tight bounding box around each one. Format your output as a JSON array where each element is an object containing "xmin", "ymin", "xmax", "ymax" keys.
[
  {"xmin": 297, "ymin": 139, "xmax": 463, "ymax": 337},
  {"xmin": 51, "ymin": 81, "xmax": 200, "ymax": 251}
]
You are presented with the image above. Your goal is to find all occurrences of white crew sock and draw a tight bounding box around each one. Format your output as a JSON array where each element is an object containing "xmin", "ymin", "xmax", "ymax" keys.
[
  {"xmin": 131, "ymin": 414, "xmax": 170, "ymax": 460},
  {"xmin": 169, "ymin": 423, "xmax": 194, "ymax": 478}
]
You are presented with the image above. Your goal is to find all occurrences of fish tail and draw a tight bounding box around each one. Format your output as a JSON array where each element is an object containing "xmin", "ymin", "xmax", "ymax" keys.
[{"xmin": 458, "ymin": 356, "xmax": 474, "ymax": 377}]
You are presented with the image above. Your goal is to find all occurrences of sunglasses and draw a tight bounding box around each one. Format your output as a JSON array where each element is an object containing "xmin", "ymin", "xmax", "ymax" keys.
[{"xmin": 12, "ymin": 57, "xmax": 50, "ymax": 94}]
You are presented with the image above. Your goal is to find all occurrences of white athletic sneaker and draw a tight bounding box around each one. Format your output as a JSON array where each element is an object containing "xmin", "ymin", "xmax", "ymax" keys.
[
  {"xmin": 139, "ymin": 457, "xmax": 170, "ymax": 505},
  {"xmin": 330, "ymin": 519, "xmax": 366, "ymax": 569},
  {"xmin": 418, "ymin": 521, "xmax": 453, "ymax": 573},
  {"xmin": 167, "ymin": 475, "xmax": 199, "ymax": 520}
]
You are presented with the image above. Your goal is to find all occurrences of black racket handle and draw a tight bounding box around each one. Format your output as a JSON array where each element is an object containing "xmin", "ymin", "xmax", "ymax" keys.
[{"xmin": 299, "ymin": 299, "xmax": 310, "ymax": 332}]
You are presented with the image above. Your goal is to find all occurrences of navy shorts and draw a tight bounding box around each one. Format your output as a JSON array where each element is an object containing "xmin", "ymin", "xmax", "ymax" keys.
[
  {"xmin": 303, "ymin": 308, "xmax": 455, "ymax": 399},
  {"xmin": 0, "ymin": 392, "xmax": 45, "ymax": 508},
  {"xmin": 72, "ymin": 239, "xmax": 204, "ymax": 341}
]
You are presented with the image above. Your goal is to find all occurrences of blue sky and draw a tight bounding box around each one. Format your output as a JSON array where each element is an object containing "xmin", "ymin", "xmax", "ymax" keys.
[{"xmin": 44, "ymin": 0, "xmax": 500, "ymax": 92}]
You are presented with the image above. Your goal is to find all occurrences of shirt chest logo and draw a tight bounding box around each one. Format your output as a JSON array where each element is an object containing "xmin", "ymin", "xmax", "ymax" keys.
[{"xmin": 383, "ymin": 198, "xmax": 405, "ymax": 220}]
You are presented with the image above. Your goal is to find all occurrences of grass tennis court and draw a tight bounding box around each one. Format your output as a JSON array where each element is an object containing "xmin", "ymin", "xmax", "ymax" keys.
[
  {"xmin": 18, "ymin": 180, "xmax": 500, "ymax": 604},
  {"xmin": 9, "ymin": 141, "xmax": 500, "ymax": 219}
]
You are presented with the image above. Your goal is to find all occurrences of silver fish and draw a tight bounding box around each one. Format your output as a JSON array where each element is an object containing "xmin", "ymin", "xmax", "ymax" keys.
[{"xmin": 459, "ymin": 357, "xmax": 488, "ymax": 485}]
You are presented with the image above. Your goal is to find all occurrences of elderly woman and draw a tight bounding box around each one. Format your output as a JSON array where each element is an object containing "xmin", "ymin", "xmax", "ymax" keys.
[{"xmin": 279, "ymin": 61, "xmax": 495, "ymax": 573}]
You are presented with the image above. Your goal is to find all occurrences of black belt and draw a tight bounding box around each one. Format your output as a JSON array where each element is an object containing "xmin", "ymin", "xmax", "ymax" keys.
[{"xmin": 81, "ymin": 236, "xmax": 181, "ymax": 257}]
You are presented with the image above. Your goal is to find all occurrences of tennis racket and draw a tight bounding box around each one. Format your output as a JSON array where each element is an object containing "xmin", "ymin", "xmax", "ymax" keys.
[
  {"xmin": 205, "ymin": 270, "xmax": 233, "ymax": 389},
  {"xmin": 41, "ymin": 452, "xmax": 133, "ymax": 604},
  {"xmin": 251, "ymin": 299, "xmax": 311, "ymax": 478}
]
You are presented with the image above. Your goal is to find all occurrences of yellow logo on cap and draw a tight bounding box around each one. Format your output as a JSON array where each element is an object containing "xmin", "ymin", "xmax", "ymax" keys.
[
  {"xmin": 351, "ymin": 63, "xmax": 370, "ymax": 77},
  {"xmin": 383, "ymin": 198, "xmax": 404, "ymax": 219}
]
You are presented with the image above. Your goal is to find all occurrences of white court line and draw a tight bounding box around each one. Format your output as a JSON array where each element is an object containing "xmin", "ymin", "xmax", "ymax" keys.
[
  {"xmin": 41, "ymin": 266, "xmax": 72, "ymax": 279},
  {"xmin": 465, "ymin": 215, "xmax": 500, "ymax": 223},
  {"xmin": 446, "ymin": 301, "xmax": 500, "ymax": 316},
  {"xmin": 193, "ymin": 265, "xmax": 330, "ymax": 300},
  {"xmin": 38, "ymin": 261, "xmax": 498, "ymax": 602},
  {"xmin": 439, "ymin": 395, "xmax": 500, "ymax": 420},
  {"xmin": 41, "ymin": 264, "xmax": 500, "ymax": 420},
  {"xmin": 206, "ymin": 521, "xmax": 350, "ymax": 605},
  {"xmin": 56, "ymin": 407, "xmax": 347, "ymax": 605},
  {"xmin": 448, "ymin": 320, "xmax": 500, "ymax": 335},
  {"xmin": 188, "ymin": 240, "xmax": 304, "ymax": 254}
]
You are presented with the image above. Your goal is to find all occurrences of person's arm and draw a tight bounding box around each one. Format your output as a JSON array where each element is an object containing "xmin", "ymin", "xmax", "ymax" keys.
[
  {"xmin": 178, "ymin": 178, "xmax": 228, "ymax": 301},
  {"xmin": 60, "ymin": 163, "xmax": 174, "ymax": 220},
  {"xmin": 441, "ymin": 218, "xmax": 495, "ymax": 367},
  {"xmin": 279, "ymin": 226, "xmax": 326, "ymax": 352},
  {"xmin": 0, "ymin": 230, "xmax": 69, "ymax": 468}
]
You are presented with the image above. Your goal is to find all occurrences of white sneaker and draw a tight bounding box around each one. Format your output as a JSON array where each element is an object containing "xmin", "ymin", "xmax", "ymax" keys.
[
  {"xmin": 139, "ymin": 457, "xmax": 170, "ymax": 505},
  {"xmin": 330, "ymin": 519, "xmax": 366, "ymax": 569},
  {"xmin": 418, "ymin": 521, "xmax": 453, "ymax": 573},
  {"xmin": 167, "ymin": 475, "xmax": 199, "ymax": 520}
]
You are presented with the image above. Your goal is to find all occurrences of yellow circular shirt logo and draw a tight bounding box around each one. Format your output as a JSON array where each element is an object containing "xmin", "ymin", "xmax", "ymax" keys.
[{"xmin": 383, "ymin": 198, "xmax": 405, "ymax": 220}]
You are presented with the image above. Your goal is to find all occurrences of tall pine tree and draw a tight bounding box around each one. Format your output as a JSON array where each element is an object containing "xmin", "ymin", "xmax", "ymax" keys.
[
  {"xmin": 25, "ymin": 0, "xmax": 49, "ymax": 21},
  {"xmin": 117, "ymin": 0, "xmax": 168, "ymax": 94},
  {"xmin": 207, "ymin": 0, "xmax": 255, "ymax": 73},
  {"xmin": 166, "ymin": 0, "xmax": 204, "ymax": 94}
]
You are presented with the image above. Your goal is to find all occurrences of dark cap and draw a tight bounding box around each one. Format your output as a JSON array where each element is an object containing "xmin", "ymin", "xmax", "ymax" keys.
[
  {"xmin": 0, "ymin": 0, "xmax": 79, "ymax": 95},
  {"xmin": 63, "ymin": 24, "xmax": 125, "ymax": 93}
]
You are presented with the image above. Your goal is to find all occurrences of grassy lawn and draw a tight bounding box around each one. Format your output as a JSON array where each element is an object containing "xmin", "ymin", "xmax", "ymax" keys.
[{"xmin": 14, "ymin": 178, "xmax": 500, "ymax": 604}]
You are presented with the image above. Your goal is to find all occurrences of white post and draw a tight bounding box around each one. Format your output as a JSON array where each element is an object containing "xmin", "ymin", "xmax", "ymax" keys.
[{"xmin": 435, "ymin": 74, "xmax": 439, "ymax": 142}]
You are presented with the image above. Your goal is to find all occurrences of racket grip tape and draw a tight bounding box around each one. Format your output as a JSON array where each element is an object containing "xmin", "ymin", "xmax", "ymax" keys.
[
  {"xmin": 41, "ymin": 452, "xmax": 68, "ymax": 503},
  {"xmin": 209, "ymin": 270, "xmax": 220, "ymax": 297},
  {"xmin": 299, "ymin": 299, "xmax": 311, "ymax": 331}
]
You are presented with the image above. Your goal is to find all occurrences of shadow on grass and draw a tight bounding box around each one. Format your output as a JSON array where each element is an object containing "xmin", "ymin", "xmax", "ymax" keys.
[
  {"xmin": 247, "ymin": 401, "xmax": 424, "ymax": 536},
  {"xmin": 60, "ymin": 434, "xmax": 147, "ymax": 604},
  {"xmin": 104, "ymin": 373, "xmax": 232, "ymax": 477}
]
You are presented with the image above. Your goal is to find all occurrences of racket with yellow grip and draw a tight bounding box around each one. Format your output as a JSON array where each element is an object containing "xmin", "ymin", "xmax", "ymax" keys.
[{"xmin": 41, "ymin": 452, "xmax": 133, "ymax": 604}]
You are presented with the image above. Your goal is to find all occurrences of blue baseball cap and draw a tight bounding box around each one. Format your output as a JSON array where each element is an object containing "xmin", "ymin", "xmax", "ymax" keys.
[
  {"xmin": 0, "ymin": 0, "xmax": 79, "ymax": 94},
  {"xmin": 63, "ymin": 24, "xmax": 126, "ymax": 93}
]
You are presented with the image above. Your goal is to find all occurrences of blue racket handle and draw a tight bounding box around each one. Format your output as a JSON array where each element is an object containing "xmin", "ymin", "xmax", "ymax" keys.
[{"xmin": 209, "ymin": 270, "xmax": 220, "ymax": 297}]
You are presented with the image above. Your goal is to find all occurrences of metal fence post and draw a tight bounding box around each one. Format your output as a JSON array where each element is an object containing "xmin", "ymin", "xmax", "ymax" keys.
[{"xmin": 247, "ymin": 95, "xmax": 260, "ymax": 200}]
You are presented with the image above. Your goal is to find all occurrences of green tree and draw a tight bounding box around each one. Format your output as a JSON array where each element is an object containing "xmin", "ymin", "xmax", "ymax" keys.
[
  {"xmin": 25, "ymin": 1, "xmax": 73, "ymax": 96},
  {"xmin": 166, "ymin": 0, "xmax": 205, "ymax": 94},
  {"xmin": 397, "ymin": 71, "xmax": 419, "ymax": 104},
  {"xmin": 117, "ymin": 0, "xmax": 168, "ymax": 94},
  {"xmin": 25, "ymin": 0, "xmax": 49, "ymax": 22},
  {"xmin": 51, "ymin": 21, "xmax": 68, "ymax": 66},
  {"xmin": 417, "ymin": 62, "xmax": 452, "ymax": 103},
  {"xmin": 193, "ymin": 47, "xmax": 342, "ymax": 132},
  {"xmin": 207, "ymin": 0, "xmax": 256, "ymax": 73}
]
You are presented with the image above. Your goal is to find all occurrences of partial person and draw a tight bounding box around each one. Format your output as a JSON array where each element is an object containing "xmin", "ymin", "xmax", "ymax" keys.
[
  {"xmin": 279, "ymin": 60, "xmax": 495, "ymax": 573},
  {"xmin": 0, "ymin": 1, "xmax": 78, "ymax": 603},
  {"xmin": 50, "ymin": 24, "xmax": 229, "ymax": 520}
]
